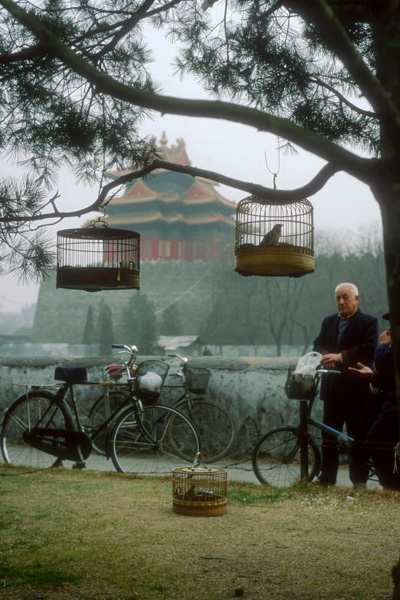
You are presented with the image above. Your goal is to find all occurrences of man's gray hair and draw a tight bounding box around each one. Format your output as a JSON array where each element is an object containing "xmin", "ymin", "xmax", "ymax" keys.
[{"xmin": 335, "ymin": 282, "xmax": 359, "ymax": 296}]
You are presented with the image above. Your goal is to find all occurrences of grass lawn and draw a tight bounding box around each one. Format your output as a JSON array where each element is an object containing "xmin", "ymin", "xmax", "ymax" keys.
[{"xmin": 0, "ymin": 463, "xmax": 399, "ymax": 599}]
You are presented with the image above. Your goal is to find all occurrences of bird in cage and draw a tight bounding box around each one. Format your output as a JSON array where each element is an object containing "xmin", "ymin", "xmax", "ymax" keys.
[{"xmin": 260, "ymin": 223, "xmax": 283, "ymax": 246}]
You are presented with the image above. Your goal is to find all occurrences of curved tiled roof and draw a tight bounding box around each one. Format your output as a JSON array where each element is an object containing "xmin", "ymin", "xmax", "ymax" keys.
[{"xmin": 106, "ymin": 134, "xmax": 237, "ymax": 226}]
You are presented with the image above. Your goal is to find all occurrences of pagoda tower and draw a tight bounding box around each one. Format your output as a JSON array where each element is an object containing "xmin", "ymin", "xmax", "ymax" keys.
[{"xmin": 105, "ymin": 133, "xmax": 237, "ymax": 261}]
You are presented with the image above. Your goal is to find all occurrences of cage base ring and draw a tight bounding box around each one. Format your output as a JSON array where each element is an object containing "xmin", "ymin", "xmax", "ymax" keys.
[{"xmin": 234, "ymin": 246, "xmax": 314, "ymax": 277}]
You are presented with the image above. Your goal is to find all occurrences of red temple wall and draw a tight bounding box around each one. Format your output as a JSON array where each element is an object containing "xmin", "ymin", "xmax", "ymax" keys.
[{"xmin": 140, "ymin": 236, "xmax": 220, "ymax": 261}]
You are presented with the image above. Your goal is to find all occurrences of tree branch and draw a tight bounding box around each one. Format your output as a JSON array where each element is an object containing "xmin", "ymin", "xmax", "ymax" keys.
[
  {"xmin": 93, "ymin": 0, "xmax": 157, "ymax": 60},
  {"xmin": 0, "ymin": 159, "xmax": 343, "ymax": 225},
  {"xmin": 284, "ymin": 0, "xmax": 400, "ymax": 133},
  {"xmin": 133, "ymin": 159, "xmax": 342, "ymax": 204},
  {"xmin": 71, "ymin": 0, "xmax": 184, "ymax": 50},
  {"xmin": 309, "ymin": 76, "xmax": 377, "ymax": 118},
  {"xmin": 0, "ymin": 42, "xmax": 45, "ymax": 63},
  {"xmin": 0, "ymin": 0, "xmax": 379, "ymax": 187}
]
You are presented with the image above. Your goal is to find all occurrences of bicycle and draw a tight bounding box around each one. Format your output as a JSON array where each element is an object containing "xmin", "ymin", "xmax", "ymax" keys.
[
  {"xmin": 251, "ymin": 367, "xmax": 380, "ymax": 487},
  {"xmin": 1, "ymin": 347, "xmax": 200, "ymax": 475},
  {"xmin": 161, "ymin": 354, "xmax": 235, "ymax": 462}
]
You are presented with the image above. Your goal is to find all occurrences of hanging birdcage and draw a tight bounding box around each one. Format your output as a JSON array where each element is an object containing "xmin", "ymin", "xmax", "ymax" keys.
[
  {"xmin": 234, "ymin": 196, "xmax": 315, "ymax": 278},
  {"xmin": 56, "ymin": 226, "xmax": 140, "ymax": 291}
]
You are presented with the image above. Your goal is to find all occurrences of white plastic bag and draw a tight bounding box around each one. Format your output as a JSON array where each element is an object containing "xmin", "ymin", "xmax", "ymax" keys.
[
  {"xmin": 138, "ymin": 371, "xmax": 163, "ymax": 392},
  {"xmin": 285, "ymin": 352, "xmax": 322, "ymax": 399},
  {"xmin": 293, "ymin": 351, "xmax": 322, "ymax": 376}
]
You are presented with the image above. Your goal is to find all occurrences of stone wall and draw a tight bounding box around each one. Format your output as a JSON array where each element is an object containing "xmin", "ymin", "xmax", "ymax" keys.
[{"xmin": 0, "ymin": 354, "xmax": 323, "ymax": 457}]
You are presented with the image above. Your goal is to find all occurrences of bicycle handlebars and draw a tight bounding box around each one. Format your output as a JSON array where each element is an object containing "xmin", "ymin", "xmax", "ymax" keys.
[
  {"xmin": 167, "ymin": 353, "xmax": 188, "ymax": 364},
  {"xmin": 112, "ymin": 344, "xmax": 138, "ymax": 354},
  {"xmin": 111, "ymin": 344, "xmax": 138, "ymax": 363},
  {"xmin": 315, "ymin": 367, "xmax": 342, "ymax": 375}
]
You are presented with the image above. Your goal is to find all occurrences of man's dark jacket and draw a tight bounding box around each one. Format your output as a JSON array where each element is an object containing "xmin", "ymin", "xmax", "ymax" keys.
[
  {"xmin": 366, "ymin": 343, "xmax": 397, "ymax": 441},
  {"xmin": 313, "ymin": 309, "xmax": 379, "ymax": 400}
]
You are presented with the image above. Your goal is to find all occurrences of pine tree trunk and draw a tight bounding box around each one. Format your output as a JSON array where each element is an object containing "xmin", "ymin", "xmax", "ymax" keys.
[
  {"xmin": 372, "ymin": 1, "xmax": 400, "ymax": 439},
  {"xmin": 375, "ymin": 184, "xmax": 400, "ymax": 438}
]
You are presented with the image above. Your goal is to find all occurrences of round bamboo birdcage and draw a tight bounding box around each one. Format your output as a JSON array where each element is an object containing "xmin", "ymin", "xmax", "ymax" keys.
[
  {"xmin": 234, "ymin": 196, "xmax": 315, "ymax": 277},
  {"xmin": 172, "ymin": 465, "xmax": 227, "ymax": 516},
  {"xmin": 56, "ymin": 227, "xmax": 140, "ymax": 291}
]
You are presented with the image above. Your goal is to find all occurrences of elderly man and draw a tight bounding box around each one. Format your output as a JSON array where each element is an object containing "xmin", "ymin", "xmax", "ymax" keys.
[{"xmin": 313, "ymin": 283, "xmax": 379, "ymax": 487}]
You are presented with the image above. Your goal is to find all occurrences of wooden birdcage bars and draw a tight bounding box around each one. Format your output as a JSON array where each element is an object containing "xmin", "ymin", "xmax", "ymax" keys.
[
  {"xmin": 234, "ymin": 196, "xmax": 315, "ymax": 278},
  {"xmin": 56, "ymin": 227, "xmax": 140, "ymax": 291}
]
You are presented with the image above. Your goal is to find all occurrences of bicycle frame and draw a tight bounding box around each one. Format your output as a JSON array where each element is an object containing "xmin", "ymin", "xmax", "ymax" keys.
[
  {"xmin": 57, "ymin": 380, "xmax": 127, "ymax": 440},
  {"xmin": 162, "ymin": 379, "xmax": 197, "ymax": 411},
  {"xmin": 308, "ymin": 416, "xmax": 354, "ymax": 443},
  {"xmin": 304, "ymin": 395, "xmax": 355, "ymax": 444},
  {"xmin": 14, "ymin": 378, "xmax": 130, "ymax": 465}
]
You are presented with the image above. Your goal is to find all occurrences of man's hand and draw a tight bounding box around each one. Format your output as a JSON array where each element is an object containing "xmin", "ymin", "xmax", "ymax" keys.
[
  {"xmin": 321, "ymin": 353, "xmax": 341, "ymax": 369},
  {"xmin": 379, "ymin": 329, "xmax": 391, "ymax": 345},
  {"xmin": 348, "ymin": 362, "xmax": 374, "ymax": 379}
]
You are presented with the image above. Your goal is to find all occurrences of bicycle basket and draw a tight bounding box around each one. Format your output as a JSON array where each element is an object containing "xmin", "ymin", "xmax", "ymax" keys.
[
  {"xmin": 184, "ymin": 367, "xmax": 210, "ymax": 394},
  {"xmin": 284, "ymin": 366, "xmax": 318, "ymax": 400},
  {"xmin": 135, "ymin": 360, "xmax": 169, "ymax": 401}
]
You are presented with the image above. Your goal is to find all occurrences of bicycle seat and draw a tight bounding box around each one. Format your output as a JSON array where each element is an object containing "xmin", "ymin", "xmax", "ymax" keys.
[{"xmin": 54, "ymin": 366, "xmax": 88, "ymax": 383}]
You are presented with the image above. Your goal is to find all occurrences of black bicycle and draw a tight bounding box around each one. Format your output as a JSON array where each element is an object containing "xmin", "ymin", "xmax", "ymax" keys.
[{"xmin": 1, "ymin": 347, "xmax": 200, "ymax": 475}]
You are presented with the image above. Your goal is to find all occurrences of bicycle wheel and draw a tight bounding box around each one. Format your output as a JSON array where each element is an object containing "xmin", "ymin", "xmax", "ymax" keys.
[
  {"xmin": 1, "ymin": 390, "xmax": 73, "ymax": 469},
  {"xmin": 178, "ymin": 399, "xmax": 235, "ymax": 462},
  {"xmin": 109, "ymin": 403, "xmax": 200, "ymax": 475},
  {"xmin": 88, "ymin": 390, "xmax": 129, "ymax": 455},
  {"xmin": 252, "ymin": 426, "xmax": 322, "ymax": 487}
]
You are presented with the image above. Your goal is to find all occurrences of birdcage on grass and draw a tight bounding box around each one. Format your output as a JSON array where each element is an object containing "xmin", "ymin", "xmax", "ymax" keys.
[
  {"xmin": 56, "ymin": 227, "xmax": 140, "ymax": 291},
  {"xmin": 172, "ymin": 464, "xmax": 228, "ymax": 516},
  {"xmin": 234, "ymin": 196, "xmax": 314, "ymax": 277}
]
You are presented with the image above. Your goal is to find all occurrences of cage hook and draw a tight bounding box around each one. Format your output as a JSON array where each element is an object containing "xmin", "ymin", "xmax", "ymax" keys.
[
  {"xmin": 265, "ymin": 138, "xmax": 281, "ymax": 190},
  {"xmin": 89, "ymin": 205, "xmax": 109, "ymax": 228},
  {"xmin": 191, "ymin": 452, "xmax": 212, "ymax": 471}
]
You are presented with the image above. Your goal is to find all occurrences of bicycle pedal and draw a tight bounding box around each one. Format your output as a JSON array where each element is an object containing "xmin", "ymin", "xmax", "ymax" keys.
[{"xmin": 72, "ymin": 462, "xmax": 86, "ymax": 470}]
